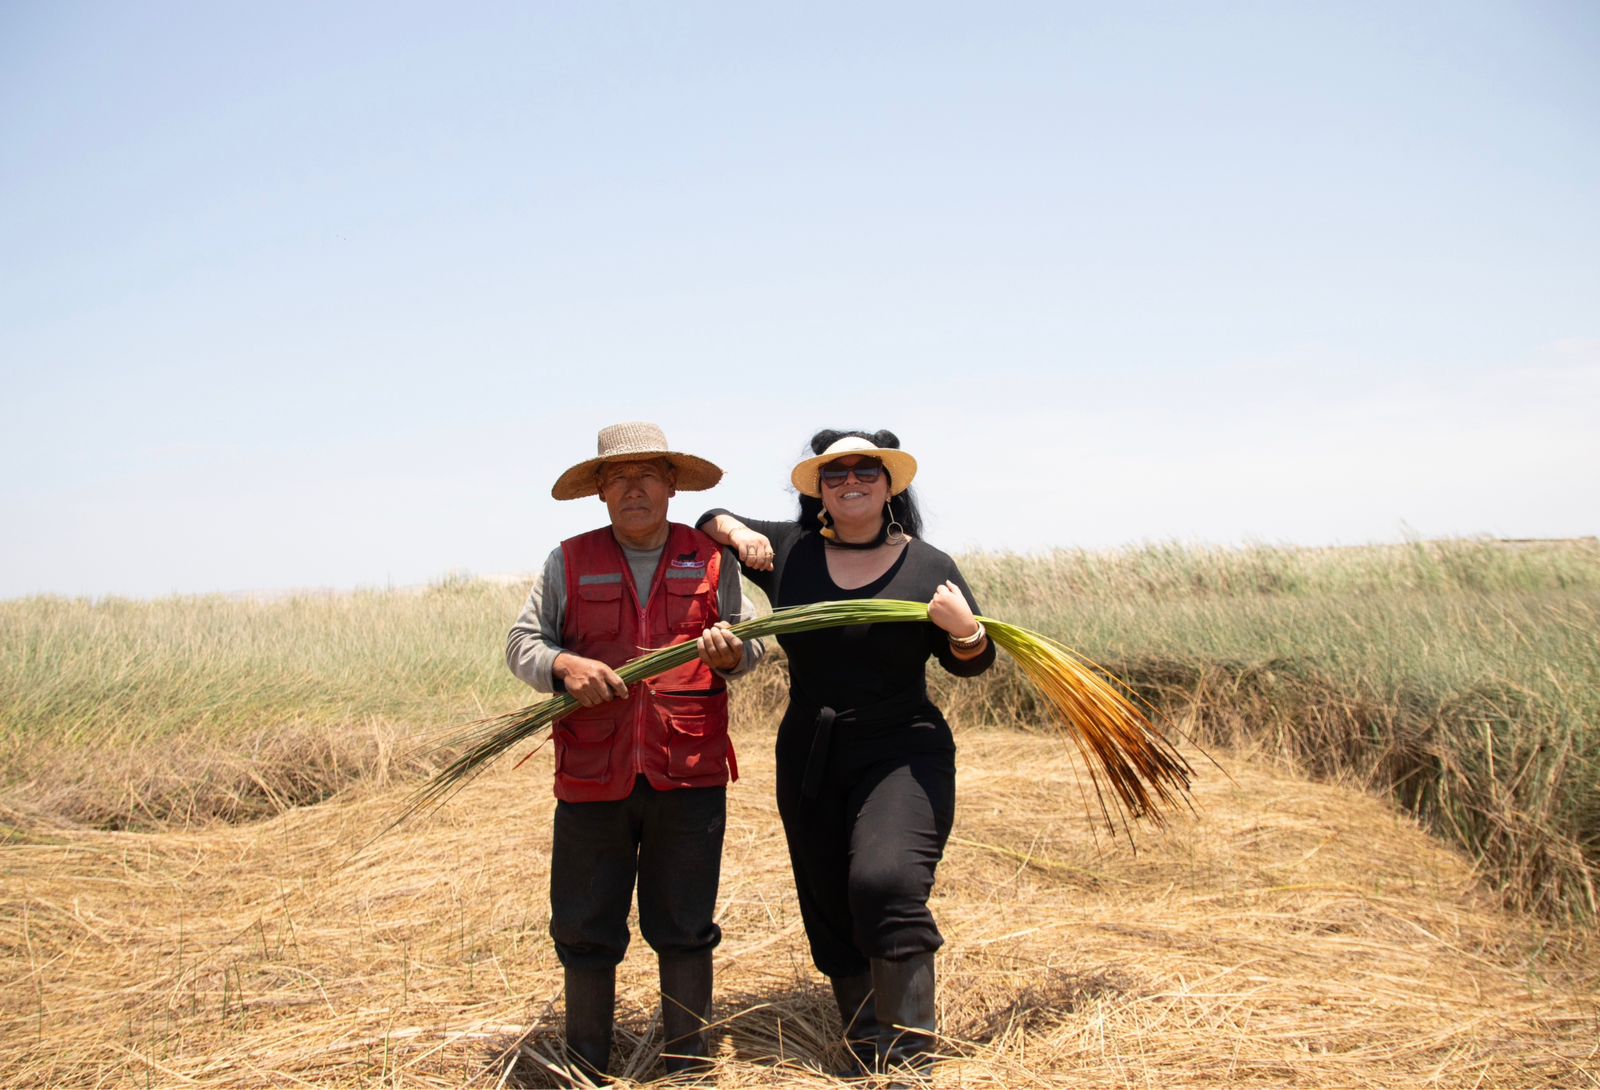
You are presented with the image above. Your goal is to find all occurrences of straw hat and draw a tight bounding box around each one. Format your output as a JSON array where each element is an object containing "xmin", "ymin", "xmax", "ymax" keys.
[
  {"xmin": 791, "ymin": 434, "xmax": 918, "ymax": 498},
  {"xmin": 551, "ymin": 422, "xmax": 724, "ymax": 500}
]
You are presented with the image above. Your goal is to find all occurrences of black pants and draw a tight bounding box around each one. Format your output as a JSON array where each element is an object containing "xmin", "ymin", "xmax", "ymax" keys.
[
  {"xmin": 776, "ymin": 737, "xmax": 956, "ymax": 978},
  {"xmin": 549, "ymin": 777, "xmax": 726, "ymax": 969}
]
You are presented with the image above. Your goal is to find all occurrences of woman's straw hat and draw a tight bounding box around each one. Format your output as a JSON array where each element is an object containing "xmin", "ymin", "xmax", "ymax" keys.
[
  {"xmin": 790, "ymin": 435, "xmax": 918, "ymax": 498},
  {"xmin": 551, "ymin": 422, "xmax": 724, "ymax": 500}
]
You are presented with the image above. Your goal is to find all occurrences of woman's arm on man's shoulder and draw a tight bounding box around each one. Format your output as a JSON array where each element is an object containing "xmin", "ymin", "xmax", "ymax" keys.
[{"xmin": 696, "ymin": 509, "xmax": 794, "ymax": 573}]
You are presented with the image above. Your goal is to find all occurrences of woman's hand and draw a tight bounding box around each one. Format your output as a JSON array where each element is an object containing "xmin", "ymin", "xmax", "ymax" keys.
[
  {"xmin": 696, "ymin": 621, "xmax": 745, "ymax": 671},
  {"xmin": 928, "ymin": 580, "xmax": 979, "ymax": 638},
  {"xmin": 729, "ymin": 526, "xmax": 775, "ymax": 571}
]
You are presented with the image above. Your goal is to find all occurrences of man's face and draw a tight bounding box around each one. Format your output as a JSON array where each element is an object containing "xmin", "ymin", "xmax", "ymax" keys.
[{"xmin": 597, "ymin": 458, "xmax": 676, "ymax": 543}]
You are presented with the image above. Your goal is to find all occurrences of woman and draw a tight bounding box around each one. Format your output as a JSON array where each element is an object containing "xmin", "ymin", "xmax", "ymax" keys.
[{"xmin": 698, "ymin": 428, "xmax": 995, "ymax": 1078}]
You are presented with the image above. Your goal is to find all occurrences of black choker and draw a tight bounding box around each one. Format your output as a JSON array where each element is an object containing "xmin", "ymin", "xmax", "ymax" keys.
[{"xmin": 823, "ymin": 522, "xmax": 891, "ymax": 549}]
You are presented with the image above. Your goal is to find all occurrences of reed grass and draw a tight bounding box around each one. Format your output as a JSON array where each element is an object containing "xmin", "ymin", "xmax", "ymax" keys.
[
  {"xmin": 955, "ymin": 544, "xmax": 1600, "ymax": 922},
  {"xmin": 2, "ymin": 538, "xmax": 1595, "ymax": 920},
  {"xmin": 391, "ymin": 601, "xmax": 1194, "ymax": 837}
]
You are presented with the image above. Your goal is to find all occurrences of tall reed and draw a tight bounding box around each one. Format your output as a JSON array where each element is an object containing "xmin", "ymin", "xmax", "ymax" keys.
[
  {"xmin": 388, "ymin": 600, "xmax": 1194, "ymax": 836},
  {"xmin": 4, "ymin": 539, "xmax": 1593, "ymax": 919}
]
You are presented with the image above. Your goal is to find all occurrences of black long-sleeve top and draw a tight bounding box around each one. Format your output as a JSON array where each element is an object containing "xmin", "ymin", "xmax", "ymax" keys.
[{"xmin": 698, "ymin": 510, "xmax": 995, "ymax": 763}]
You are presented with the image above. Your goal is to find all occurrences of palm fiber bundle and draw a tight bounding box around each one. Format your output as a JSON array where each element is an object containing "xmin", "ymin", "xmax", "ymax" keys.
[{"xmin": 389, "ymin": 600, "xmax": 1193, "ymax": 835}]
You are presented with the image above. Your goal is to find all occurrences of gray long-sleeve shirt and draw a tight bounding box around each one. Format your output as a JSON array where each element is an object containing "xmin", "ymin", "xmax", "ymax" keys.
[{"xmin": 506, "ymin": 535, "xmax": 766, "ymax": 693}]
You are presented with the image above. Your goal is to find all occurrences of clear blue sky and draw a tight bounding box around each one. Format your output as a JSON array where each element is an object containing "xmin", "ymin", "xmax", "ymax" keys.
[{"xmin": 3, "ymin": 2, "xmax": 1596, "ymax": 599}]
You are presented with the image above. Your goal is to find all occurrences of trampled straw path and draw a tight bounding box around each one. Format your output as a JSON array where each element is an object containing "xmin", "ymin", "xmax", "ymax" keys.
[
  {"xmin": 389, "ymin": 600, "xmax": 1196, "ymax": 837},
  {"xmin": 3, "ymin": 725, "xmax": 1594, "ymax": 1088}
]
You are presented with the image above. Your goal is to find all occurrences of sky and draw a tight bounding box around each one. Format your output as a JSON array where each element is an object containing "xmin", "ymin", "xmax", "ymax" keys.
[{"xmin": 2, "ymin": 2, "xmax": 1596, "ymax": 599}]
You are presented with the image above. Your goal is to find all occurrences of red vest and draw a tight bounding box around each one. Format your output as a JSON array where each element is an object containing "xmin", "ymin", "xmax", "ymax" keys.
[{"xmin": 553, "ymin": 523, "xmax": 736, "ymax": 802}]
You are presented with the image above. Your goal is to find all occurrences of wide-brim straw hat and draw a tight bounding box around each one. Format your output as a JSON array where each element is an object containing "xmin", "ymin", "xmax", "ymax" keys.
[
  {"xmin": 791, "ymin": 435, "xmax": 918, "ymax": 498},
  {"xmin": 551, "ymin": 422, "xmax": 724, "ymax": 500}
]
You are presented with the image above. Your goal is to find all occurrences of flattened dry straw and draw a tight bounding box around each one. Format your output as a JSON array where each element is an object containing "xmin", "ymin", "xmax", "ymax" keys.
[{"xmin": 389, "ymin": 600, "xmax": 1194, "ymax": 834}]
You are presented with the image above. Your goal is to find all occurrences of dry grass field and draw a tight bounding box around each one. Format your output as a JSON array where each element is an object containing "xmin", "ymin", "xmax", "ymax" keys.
[
  {"xmin": 4, "ymin": 719, "xmax": 1595, "ymax": 1088},
  {"xmin": 4, "ymin": 540, "xmax": 1598, "ymax": 1087}
]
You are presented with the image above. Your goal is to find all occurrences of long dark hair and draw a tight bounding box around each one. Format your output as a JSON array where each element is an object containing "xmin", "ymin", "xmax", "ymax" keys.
[{"xmin": 796, "ymin": 428, "xmax": 924, "ymax": 539}]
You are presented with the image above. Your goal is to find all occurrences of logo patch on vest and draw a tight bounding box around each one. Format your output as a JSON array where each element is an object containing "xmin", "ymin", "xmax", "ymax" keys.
[{"xmin": 670, "ymin": 552, "xmax": 706, "ymax": 569}]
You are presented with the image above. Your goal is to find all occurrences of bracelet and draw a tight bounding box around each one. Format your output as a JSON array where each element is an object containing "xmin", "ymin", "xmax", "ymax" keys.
[{"xmin": 947, "ymin": 622, "xmax": 986, "ymax": 650}]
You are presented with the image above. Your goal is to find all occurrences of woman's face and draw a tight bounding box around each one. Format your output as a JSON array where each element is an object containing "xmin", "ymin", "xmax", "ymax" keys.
[{"xmin": 819, "ymin": 454, "xmax": 890, "ymax": 524}]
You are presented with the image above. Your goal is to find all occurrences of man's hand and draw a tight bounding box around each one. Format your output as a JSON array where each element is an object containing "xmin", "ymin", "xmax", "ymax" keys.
[
  {"xmin": 696, "ymin": 621, "xmax": 744, "ymax": 671},
  {"xmin": 554, "ymin": 653, "xmax": 630, "ymax": 707}
]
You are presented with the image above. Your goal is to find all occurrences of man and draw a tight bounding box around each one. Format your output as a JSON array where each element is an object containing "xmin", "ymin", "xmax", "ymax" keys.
[{"xmin": 506, "ymin": 422, "xmax": 765, "ymax": 1082}]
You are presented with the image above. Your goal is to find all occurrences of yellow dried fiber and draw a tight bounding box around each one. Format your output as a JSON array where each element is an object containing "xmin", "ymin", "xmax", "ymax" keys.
[{"xmin": 387, "ymin": 600, "xmax": 1194, "ymax": 836}]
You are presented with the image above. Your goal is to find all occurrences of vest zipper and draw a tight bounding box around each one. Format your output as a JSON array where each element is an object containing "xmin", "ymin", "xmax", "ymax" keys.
[{"xmin": 634, "ymin": 593, "xmax": 647, "ymax": 778}]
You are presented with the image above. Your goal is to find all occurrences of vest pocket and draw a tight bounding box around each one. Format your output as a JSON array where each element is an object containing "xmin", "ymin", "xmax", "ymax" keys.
[
  {"xmin": 661, "ymin": 694, "xmax": 729, "ymax": 779},
  {"xmin": 556, "ymin": 712, "xmax": 617, "ymax": 783},
  {"xmin": 574, "ymin": 580, "xmax": 623, "ymax": 638},
  {"xmin": 663, "ymin": 575, "xmax": 710, "ymax": 632}
]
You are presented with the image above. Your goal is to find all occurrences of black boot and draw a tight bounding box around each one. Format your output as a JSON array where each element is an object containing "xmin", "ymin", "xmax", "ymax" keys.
[
  {"xmin": 563, "ymin": 964, "xmax": 615, "ymax": 1084},
  {"xmin": 871, "ymin": 953, "xmax": 936, "ymax": 1083},
  {"xmin": 659, "ymin": 951, "xmax": 714, "ymax": 1078},
  {"xmin": 829, "ymin": 971, "xmax": 877, "ymax": 1078}
]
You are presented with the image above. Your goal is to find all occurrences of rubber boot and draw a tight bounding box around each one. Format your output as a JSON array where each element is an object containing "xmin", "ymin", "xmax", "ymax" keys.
[
  {"xmin": 829, "ymin": 971, "xmax": 877, "ymax": 1078},
  {"xmin": 659, "ymin": 951, "xmax": 714, "ymax": 1078},
  {"xmin": 871, "ymin": 952, "xmax": 936, "ymax": 1083},
  {"xmin": 563, "ymin": 964, "xmax": 615, "ymax": 1084}
]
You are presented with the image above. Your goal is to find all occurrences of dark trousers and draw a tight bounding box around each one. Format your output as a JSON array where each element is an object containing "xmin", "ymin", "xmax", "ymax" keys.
[
  {"xmin": 549, "ymin": 777, "xmax": 726, "ymax": 969},
  {"xmin": 776, "ymin": 746, "xmax": 956, "ymax": 978}
]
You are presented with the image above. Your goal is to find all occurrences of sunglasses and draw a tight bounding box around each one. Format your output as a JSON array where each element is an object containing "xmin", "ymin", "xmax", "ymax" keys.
[{"xmin": 819, "ymin": 459, "xmax": 885, "ymax": 488}]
